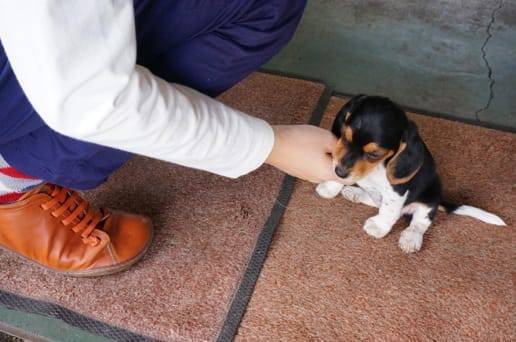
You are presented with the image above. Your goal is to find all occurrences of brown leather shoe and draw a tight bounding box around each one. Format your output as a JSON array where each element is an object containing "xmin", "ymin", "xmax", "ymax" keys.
[{"xmin": 0, "ymin": 184, "xmax": 153, "ymax": 277}]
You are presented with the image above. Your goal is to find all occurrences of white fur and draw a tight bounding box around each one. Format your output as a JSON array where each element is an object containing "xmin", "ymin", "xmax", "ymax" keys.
[
  {"xmin": 318, "ymin": 164, "xmax": 422, "ymax": 252},
  {"xmin": 453, "ymin": 205, "xmax": 506, "ymax": 226},
  {"xmin": 399, "ymin": 203, "xmax": 433, "ymax": 253},
  {"xmin": 356, "ymin": 164, "xmax": 408, "ymax": 239},
  {"xmin": 316, "ymin": 181, "xmax": 344, "ymax": 199},
  {"xmin": 341, "ymin": 186, "xmax": 378, "ymax": 207},
  {"xmin": 317, "ymin": 158, "xmax": 506, "ymax": 254}
]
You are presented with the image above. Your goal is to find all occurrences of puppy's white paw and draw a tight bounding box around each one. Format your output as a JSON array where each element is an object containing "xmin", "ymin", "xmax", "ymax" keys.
[
  {"xmin": 316, "ymin": 182, "xmax": 342, "ymax": 199},
  {"xmin": 399, "ymin": 229, "xmax": 423, "ymax": 253},
  {"xmin": 363, "ymin": 216, "xmax": 391, "ymax": 239},
  {"xmin": 341, "ymin": 186, "xmax": 365, "ymax": 203}
]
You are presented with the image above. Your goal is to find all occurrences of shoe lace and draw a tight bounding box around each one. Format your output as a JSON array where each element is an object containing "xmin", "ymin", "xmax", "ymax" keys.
[{"xmin": 40, "ymin": 185, "xmax": 109, "ymax": 246}]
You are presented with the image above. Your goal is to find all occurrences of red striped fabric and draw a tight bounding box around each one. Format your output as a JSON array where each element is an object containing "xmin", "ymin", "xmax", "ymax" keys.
[
  {"xmin": 0, "ymin": 166, "xmax": 37, "ymax": 179},
  {"xmin": 0, "ymin": 162, "xmax": 41, "ymax": 204},
  {"xmin": 0, "ymin": 154, "xmax": 42, "ymax": 204},
  {"xmin": 0, "ymin": 192, "xmax": 23, "ymax": 203}
]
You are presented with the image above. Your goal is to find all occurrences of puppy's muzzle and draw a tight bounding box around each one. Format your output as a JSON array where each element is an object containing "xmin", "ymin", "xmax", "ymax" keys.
[{"xmin": 335, "ymin": 165, "xmax": 349, "ymax": 179}]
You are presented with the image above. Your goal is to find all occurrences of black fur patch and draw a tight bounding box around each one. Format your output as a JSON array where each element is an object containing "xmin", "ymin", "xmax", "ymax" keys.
[{"xmin": 333, "ymin": 95, "xmax": 445, "ymax": 218}]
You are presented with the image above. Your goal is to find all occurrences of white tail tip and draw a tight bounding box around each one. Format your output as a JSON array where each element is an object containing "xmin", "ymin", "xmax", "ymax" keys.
[{"xmin": 453, "ymin": 205, "xmax": 507, "ymax": 226}]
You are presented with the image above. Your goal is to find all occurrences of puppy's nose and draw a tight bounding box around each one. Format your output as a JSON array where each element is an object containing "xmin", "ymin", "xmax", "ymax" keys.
[{"xmin": 335, "ymin": 166, "xmax": 349, "ymax": 179}]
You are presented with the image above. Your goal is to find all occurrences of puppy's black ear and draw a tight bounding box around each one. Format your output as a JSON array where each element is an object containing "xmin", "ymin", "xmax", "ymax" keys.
[
  {"xmin": 331, "ymin": 94, "xmax": 366, "ymax": 137},
  {"xmin": 386, "ymin": 120, "xmax": 425, "ymax": 184}
]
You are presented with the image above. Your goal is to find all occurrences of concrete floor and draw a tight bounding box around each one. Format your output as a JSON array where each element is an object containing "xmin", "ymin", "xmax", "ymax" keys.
[{"xmin": 265, "ymin": 0, "xmax": 516, "ymax": 129}]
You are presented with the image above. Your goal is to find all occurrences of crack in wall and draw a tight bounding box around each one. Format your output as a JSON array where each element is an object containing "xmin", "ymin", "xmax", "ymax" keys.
[{"xmin": 475, "ymin": 0, "xmax": 504, "ymax": 121}]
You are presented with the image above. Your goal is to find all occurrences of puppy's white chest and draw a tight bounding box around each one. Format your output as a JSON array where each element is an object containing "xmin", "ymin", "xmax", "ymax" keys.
[{"xmin": 356, "ymin": 164, "xmax": 399, "ymax": 205}]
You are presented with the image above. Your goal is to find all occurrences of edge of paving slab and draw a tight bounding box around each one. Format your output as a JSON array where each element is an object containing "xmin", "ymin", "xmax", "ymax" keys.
[
  {"xmin": 261, "ymin": 68, "xmax": 515, "ymax": 134},
  {"xmin": 216, "ymin": 84, "xmax": 333, "ymax": 342},
  {"xmin": 0, "ymin": 75, "xmax": 332, "ymax": 342}
]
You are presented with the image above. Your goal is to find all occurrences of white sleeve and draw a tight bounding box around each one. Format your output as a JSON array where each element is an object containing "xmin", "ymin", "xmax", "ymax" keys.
[{"xmin": 0, "ymin": 1, "xmax": 275, "ymax": 178}]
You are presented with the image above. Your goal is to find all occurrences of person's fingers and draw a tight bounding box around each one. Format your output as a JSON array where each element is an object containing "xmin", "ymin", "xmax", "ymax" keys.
[
  {"xmin": 322, "ymin": 152, "xmax": 334, "ymax": 166},
  {"xmin": 322, "ymin": 130, "xmax": 337, "ymax": 152},
  {"xmin": 303, "ymin": 155, "xmax": 333, "ymax": 183},
  {"xmin": 318, "ymin": 153, "xmax": 337, "ymax": 181},
  {"xmin": 266, "ymin": 124, "xmax": 344, "ymax": 184}
]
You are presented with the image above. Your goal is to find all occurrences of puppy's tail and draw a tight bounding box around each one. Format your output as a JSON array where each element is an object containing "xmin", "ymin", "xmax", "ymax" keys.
[{"xmin": 439, "ymin": 201, "xmax": 506, "ymax": 226}]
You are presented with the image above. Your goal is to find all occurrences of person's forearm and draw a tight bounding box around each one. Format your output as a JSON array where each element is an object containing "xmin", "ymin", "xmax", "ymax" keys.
[{"xmin": 0, "ymin": 0, "xmax": 274, "ymax": 178}]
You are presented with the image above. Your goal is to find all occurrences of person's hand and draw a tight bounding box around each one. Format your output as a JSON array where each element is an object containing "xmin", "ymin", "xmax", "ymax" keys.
[{"xmin": 265, "ymin": 124, "xmax": 341, "ymax": 183}]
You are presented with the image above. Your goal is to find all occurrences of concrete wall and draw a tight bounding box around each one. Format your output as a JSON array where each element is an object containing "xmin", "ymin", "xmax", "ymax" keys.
[{"xmin": 265, "ymin": 0, "xmax": 515, "ymax": 129}]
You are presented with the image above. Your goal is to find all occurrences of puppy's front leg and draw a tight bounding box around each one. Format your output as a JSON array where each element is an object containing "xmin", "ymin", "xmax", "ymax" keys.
[
  {"xmin": 341, "ymin": 186, "xmax": 379, "ymax": 207},
  {"xmin": 316, "ymin": 181, "xmax": 344, "ymax": 199},
  {"xmin": 399, "ymin": 204, "xmax": 433, "ymax": 253},
  {"xmin": 363, "ymin": 192, "xmax": 406, "ymax": 239}
]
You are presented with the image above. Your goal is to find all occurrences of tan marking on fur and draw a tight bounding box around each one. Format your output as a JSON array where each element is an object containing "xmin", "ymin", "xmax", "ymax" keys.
[
  {"xmin": 351, "ymin": 159, "xmax": 377, "ymax": 179},
  {"xmin": 352, "ymin": 159, "xmax": 378, "ymax": 179},
  {"xmin": 386, "ymin": 142, "xmax": 422, "ymax": 184},
  {"xmin": 345, "ymin": 111, "xmax": 351, "ymax": 121},
  {"xmin": 333, "ymin": 138, "xmax": 347, "ymax": 164},
  {"xmin": 350, "ymin": 150, "xmax": 394, "ymax": 179},
  {"xmin": 344, "ymin": 127, "xmax": 353, "ymax": 142},
  {"xmin": 363, "ymin": 143, "xmax": 380, "ymax": 153},
  {"xmin": 363, "ymin": 144, "xmax": 391, "ymax": 159}
]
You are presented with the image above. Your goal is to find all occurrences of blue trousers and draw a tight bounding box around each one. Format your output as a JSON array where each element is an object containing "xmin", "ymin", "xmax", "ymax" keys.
[{"xmin": 0, "ymin": 0, "xmax": 306, "ymax": 189}]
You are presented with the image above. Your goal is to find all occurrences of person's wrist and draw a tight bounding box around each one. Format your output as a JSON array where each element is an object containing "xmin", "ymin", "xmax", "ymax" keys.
[
  {"xmin": 265, "ymin": 125, "xmax": 286, "ymax": 168},
  {"xmin": 265, "ymin": 125, "xmax": 281, "ymax": 167}
]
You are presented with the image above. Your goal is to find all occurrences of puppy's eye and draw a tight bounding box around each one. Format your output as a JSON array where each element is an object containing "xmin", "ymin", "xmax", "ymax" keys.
[{"xmin": 365, "ymin": 152, "xmax": 382, "ymax": 160}]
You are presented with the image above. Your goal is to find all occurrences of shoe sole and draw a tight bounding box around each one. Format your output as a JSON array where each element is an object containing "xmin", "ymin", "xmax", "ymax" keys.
[{"xmin": 0, "ymin": 226, "xmax": 154, "ymax": 278}]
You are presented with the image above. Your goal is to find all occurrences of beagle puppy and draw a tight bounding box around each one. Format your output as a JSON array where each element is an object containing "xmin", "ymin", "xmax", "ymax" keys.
[{"xmin": 316, "ymin": 95, "xmax": 506, "ymax": 253}]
